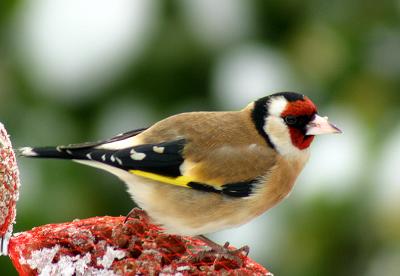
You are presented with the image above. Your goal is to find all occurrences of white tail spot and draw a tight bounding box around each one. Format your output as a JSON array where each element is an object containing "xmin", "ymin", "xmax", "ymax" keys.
[
  {"xmin": 19, "ymin": 147, "xmax": 38, "ymax": 157},
  {"xmin": 115, "ymin": 157, "xmax": 123, "ymax": 165}
]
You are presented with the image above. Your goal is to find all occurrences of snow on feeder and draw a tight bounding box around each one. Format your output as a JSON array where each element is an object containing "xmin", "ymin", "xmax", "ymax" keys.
[
  {"xmin": 8, "ymin": 209, "xmax": 272, "ymax": 275},
  {"xmin": 0, "ymin": 123, "xmax": 20, "ymax": 256}
]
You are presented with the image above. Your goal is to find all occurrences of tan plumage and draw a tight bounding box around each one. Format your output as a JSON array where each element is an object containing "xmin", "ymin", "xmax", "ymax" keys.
[
  {"xmin": 139, "ymin": 105, "xmax": 276, "ymax": 185},
  {"xmin": 112, "ymin": 105, "xmax": 285, "ymax": 235},
  {"xmin": 20, "ymin": 92, "xmax": 341, "ymax": 237}
]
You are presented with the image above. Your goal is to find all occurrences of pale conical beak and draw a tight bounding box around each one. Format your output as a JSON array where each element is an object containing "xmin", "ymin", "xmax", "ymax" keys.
[{"xmin": 306, "ymin": 114, "xmax": 342, "ymax": 135}]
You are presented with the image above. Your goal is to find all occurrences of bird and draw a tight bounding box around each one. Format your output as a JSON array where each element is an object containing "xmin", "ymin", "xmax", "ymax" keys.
[{"xmin": 19, "ymin": 91, "xmax": 341, "ymax": 258}]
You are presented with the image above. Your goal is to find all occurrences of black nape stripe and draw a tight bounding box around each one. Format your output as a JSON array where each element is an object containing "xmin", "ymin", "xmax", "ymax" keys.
[
  {"xmin": 188, "ymin": 180, "xmax": 257, "ymax": 198},
  {"xmin": 252, "ymin": 98, "xmax": 275, "ymax": 149}
]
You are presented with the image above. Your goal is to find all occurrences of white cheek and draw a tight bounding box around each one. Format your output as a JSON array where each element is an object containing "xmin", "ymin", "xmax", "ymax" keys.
[
  {"xmin": 264, "ymin": 116, "xmax": 307, "ymax": 159},
  {"xmin": 265, "ymin": 117, "xmax": 292, "ymax": 151}
]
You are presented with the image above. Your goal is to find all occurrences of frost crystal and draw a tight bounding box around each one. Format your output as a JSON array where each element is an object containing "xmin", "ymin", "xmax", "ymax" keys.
[
  {"xmin": 97, "ymin": 246, "xmax": 126, "ymax": 269},
  {"xmin": 176, "ymin": 265, "xmax": 191, "ymax": 271},
  {"xmin": 20, "ymin": 245, "xmax": 117, "ymax": 276},
  {"xmin": 22, "ymin": 245, "xmax": 60, "ymax": 270}
]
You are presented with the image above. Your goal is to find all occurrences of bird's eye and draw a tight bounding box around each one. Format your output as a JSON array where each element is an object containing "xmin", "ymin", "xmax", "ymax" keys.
[{"xmin": 284, "ymin": 116, "xmax": 297, "ymax": 125}]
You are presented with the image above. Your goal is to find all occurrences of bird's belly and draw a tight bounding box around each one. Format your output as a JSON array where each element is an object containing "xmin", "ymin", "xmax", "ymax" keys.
[
  {"xmin": 76, "ymin": 160, "xmax": 301, "ymax": 236},
  {"xmin": 122, "ymin": 174, "xmax": 263, "ymax": 236},
  {"xmin": 73, "ymin": 161, "xmax": 260, "ymax": 235}
]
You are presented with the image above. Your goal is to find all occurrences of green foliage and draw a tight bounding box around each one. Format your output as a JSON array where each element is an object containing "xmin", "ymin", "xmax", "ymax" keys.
[{"xmin": 0, "ymin": 0, "xmax": 399, "ymax": 275}]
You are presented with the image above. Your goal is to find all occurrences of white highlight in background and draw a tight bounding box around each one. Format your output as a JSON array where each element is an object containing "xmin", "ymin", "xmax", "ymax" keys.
[
  {"xmin": 94, "ymin": 96, "xmax": 156, "ymax": 140},
  {"xmin": 12, "ymin": 0, "xmax": 158, "ymax": 102},
  {"xmin": 179, "ymin": 0, "xmax": 254, "ymax": 48},
  {"xmin": 212, "ymin": 44, "xmax": 298, "ymax": 110}
]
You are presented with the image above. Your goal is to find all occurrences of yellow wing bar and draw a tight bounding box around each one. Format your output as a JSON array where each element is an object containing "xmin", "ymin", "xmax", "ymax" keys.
[
  {"xmin": 129, "ymin": 170, "xmax": 194, "ymax": 188},
  {"xmin": 130, "ymin": 169, "xmax": 255, "ymax": 197}
]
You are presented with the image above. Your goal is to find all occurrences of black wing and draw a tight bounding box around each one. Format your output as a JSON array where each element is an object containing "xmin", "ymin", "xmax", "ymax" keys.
[
  {"xmin": 90, "ymin": 139, "xmax": 186, "ymax": 177},
  {"xmin": 22, "ymin": 137, "xmax": 257, "ymax": 198}
]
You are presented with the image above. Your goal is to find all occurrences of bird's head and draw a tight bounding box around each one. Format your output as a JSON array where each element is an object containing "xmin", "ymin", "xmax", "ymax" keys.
[{"xmin": 252, "ymin": 92, "xmax": 341, "ymax": 156}]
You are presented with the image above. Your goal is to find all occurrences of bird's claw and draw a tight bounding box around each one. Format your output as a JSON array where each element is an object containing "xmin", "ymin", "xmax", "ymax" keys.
[
  {"xmin": 123, "ymin": 208, "xmax": 148, "ymax": 223},
  {"xmin": 123, "ymin": 209, "xmax": 136, "ymax": 224},
  {"xmin": 229, "ymin": 245, "xmax": 250, "ymax": 256},
  {"xmin": 190, "ymin": 242, "xmax": 249, "ymax": 267}
]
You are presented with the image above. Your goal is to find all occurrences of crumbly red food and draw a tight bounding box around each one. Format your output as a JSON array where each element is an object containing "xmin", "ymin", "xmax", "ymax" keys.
[
  {"xmin": 8, "ymin": 209, "xmax": 272, "ymax": 275},
  {"xmin": 0, "ymin": 123, "xmax": 20, "ymax": 255}
]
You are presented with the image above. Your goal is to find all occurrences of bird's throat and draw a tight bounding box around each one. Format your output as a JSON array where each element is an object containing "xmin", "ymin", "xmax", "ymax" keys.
[{"xmin": 289, "ymin": 128, "xmax": 314, "ymax": 150}]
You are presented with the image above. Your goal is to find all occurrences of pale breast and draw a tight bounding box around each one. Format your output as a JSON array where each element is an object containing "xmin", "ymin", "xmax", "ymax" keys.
[{"xmin": 123, "ymin": 156, "xmax": 306, "ymax": 236}]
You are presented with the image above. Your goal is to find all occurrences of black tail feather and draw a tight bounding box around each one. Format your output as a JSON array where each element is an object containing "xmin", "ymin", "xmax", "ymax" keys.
[
  {"xmin": 19, "ymin": 146, "xmax": 93, "ymax": 160},
  {"xmin": 19, "ymin": 139, "xmax": 187, "ymax": 177}
]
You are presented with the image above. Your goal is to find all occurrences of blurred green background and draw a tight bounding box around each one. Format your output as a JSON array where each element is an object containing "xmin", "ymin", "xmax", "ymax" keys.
[{"xmin": 1, "ymin": 0, "xmax": 400, "ymax": 275}]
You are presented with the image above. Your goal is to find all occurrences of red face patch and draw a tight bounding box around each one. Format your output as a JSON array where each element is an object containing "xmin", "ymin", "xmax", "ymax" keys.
[
  {"xmin": 281, "ymin": 97, "xmax": 317, "ymax": 118},
  {"xmin": 281, "ymin": 97, "xmax": 317, "ymax": 150}
]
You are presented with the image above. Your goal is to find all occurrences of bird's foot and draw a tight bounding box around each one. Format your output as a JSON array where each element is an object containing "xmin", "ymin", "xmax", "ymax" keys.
[{"xmin": 191, "ymin": 236, "xmax": 249, "ymax": 266}]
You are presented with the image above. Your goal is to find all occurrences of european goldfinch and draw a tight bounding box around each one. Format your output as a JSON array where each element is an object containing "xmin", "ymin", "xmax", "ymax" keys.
[{"xmin": 20, "ymin": 92, "xmax": 341, "ymax": 254}]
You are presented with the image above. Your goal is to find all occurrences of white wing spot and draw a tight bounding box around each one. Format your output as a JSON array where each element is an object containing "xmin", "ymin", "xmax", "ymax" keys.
[
  {"xmin": 101, "ymin": 154, "xmax": 106, "ymax": 161},
  {"xmin": 110, "ymin": 155, "xmax": 116, "ymax": 162},
  {"xmin": 153, "ymin": 146, "xmax": 165, "ymax": 154},
  {"xmin": 86, "ymin": 153, "xmax": 92, "ymax": 160},
  {"xmin": 130, "ymin": 149, "xmax": 146, "ymax": 160},
  {"xmin": 66, "ymin": 150, "xmax": 73, "ymax": 155},
  {"xmin": 115, "ymin": 157, "xmax": 123, "ymax": 165},
  {"xmin": 56, "ymin": 146, "xmax": 62, "ymax": 152}
]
